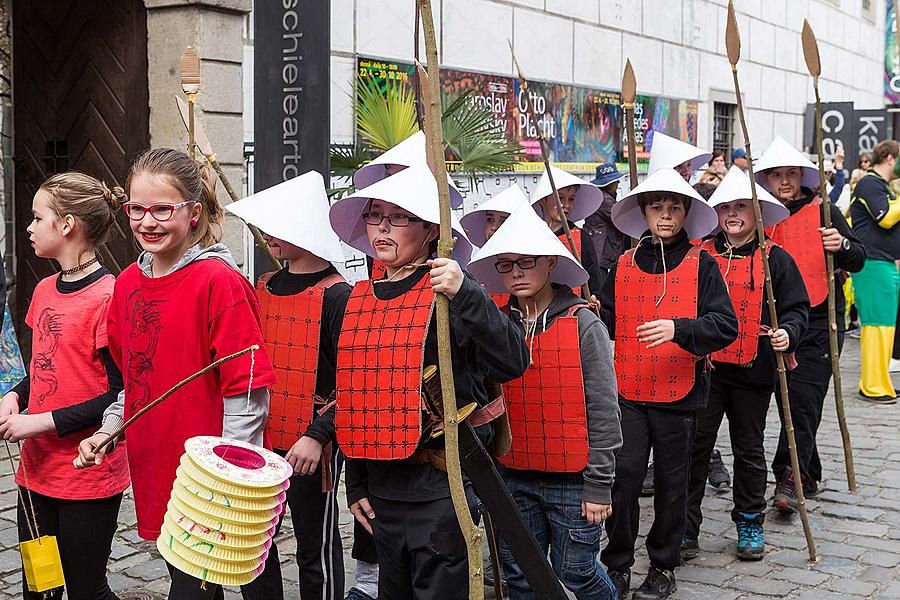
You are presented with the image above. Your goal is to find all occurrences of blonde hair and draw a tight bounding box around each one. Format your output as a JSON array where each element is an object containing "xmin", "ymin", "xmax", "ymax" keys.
[
  {"xmin": 127, "ymin": 148, "xmax": 222, "ymax": 248},
  {"xmin": 39, "ymin": 172, "xmax": 125, "ymax": 247}
]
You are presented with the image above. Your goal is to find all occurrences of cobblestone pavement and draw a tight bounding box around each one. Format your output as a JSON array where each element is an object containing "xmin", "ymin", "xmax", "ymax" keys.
[{"xmin": 0, "ymin": 337, "xmax": 898, "ymax": 598}]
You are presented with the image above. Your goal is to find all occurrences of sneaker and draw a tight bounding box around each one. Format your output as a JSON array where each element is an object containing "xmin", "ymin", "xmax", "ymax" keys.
[
  {"xmin": 608, "ymin": 569, "xmax": 631, "ymax": 599},
  {"xmin": 641, "ymin": 462, "xmax": 655, "ymax": 496},
  {"xmin": 891, "ymin": 358, "xmax": 900, "ymax": 373},
  {"xmin": 345, "ymin": 588, "xmax": 376, "ymax": 600},
  {"xmin": 681, "ymin": 537, "xmax": 699, "ymax": 561},
  {"xmin": 772, "ymin": 471, "xmax": 799, "ymax": 514},
  {"xmin": 632, "ymin": 567, "xmax": 677, "ymax": 600},
  {"xmin": 707, "ymin": 449, "xmax": 731, "ymax": 490},
  {"xmin": 858, "ymin": 390, "xmax": 898, "ymax": 405},
  {"xmin": 848, "ymin": 328, "xmax": 861, "ymax": 339},
  {"xmin": 734, "ymin": 512, "xmax": 765, "ymax": 560},
  {"xmin": 803, "ymin": 478, "xmax": 823, "ymax": 498}
]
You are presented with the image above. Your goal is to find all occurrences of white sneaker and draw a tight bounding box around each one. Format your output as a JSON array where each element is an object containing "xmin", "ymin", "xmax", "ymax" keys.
[{"xmin": 889, "ymin": 358, "xmax": 900, "ymax": 373}]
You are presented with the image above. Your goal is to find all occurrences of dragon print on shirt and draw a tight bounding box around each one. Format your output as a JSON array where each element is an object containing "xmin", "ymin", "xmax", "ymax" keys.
[
  {"xmin": 124, "ymin": 288, "xmax": 164, "ymax": 411},
  {"xmin": 32, "ymin": 307, "xmax": 63, "ymax": 404}
]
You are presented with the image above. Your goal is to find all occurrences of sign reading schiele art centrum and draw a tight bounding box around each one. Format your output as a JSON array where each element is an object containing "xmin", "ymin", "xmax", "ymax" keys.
[{"xmin": 356, "ymin": 56, "xmax": 698, "ymax": 172}]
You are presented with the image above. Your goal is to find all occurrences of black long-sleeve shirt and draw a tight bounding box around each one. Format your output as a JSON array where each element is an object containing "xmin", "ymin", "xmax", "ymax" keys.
[
  {"xmin": 598, "ymin": 230, "xmax": 738, "ymax": 412},
  {"xmin": 584, "ymin": 188, "xmax": 629, "ymax": 270},
  {"xmin": 345, "ymin": 267, "xmax": 529, "ymax": 505}
]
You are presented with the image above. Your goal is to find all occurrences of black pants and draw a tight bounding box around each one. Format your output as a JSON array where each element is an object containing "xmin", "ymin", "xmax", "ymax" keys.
[
  {"xmin": 17, "ymin": 489, "xmax": 121, "ymax": 600},
  {"xmin": 369, "ymin": 491, "xmax": 478, "ymax": 600},
  {"xmin": 247, "ymin": 448, "xmax": 345, "ymax": 600},
  {"xmin": 601, "ymin": 403, "xmax": 696, "ymax": 572},
  {"xmin": 166, "ymin": 551, "xmax": 285, "ymax": 600},
  {"xmin": 772, "ymin": 329, "xmax": 843, "ymax": 484},
  {"xmin": 352, "ymin": 519, "xmax": 378, "ymax": 564},
  {"xmin": 686, "ymin": 379, "xmax": 770, "ymax": 539}
]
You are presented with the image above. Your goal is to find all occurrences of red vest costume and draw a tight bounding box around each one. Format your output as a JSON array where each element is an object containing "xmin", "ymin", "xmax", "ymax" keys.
[
  {"xmin": 371, "ymin": 259, "xmax": 387, "ymax": 280},
  {"xmin": 257, "ymin": 272, "xmax": 346, "ymax": 451},
  {"xmin": 765, "ymin": 198, "xmax": 827, "ymax": 306},
  {"xmin": 700, "ymin": 240, "xmax": 765, "ymax": 365},
  {"xmin": 335, "ymin": 276, "xmax": 434, "ymax": 460},
  {"xmin": 614, "ymin": 247, "xmax": 701, "ymax": 403},
  {"xmin": 558, "ymin": 228, "xmax": 584, "ymax": 296},
  {"xmin": 499, "ymin": 305, "xmax": 589, "ymax": 472}
]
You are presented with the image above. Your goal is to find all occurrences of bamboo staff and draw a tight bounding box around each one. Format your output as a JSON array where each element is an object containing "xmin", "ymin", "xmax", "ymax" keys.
[
  {"xmin": 417, "ymin": 2, "xmax": 484, "ymax": 598},
  {"xmin": 802, "ymin": 20, "xmax": 856, "ymax": 493},
  {"xmin": 508, "ymin": 41, "xmax": 595, "ymax": 305},
  {"xmin": 621, "ymin": 59, "xmax": 640, "ymax": 192},
  {"xmin": 726, "ymin": 1, "xmax": 818, "ymax": 562}
]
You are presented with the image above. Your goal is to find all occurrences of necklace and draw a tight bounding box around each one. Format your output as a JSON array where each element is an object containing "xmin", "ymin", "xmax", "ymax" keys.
[{"xmin": 60, "ymin": 256, "xmax": 99, "ymax": 276}]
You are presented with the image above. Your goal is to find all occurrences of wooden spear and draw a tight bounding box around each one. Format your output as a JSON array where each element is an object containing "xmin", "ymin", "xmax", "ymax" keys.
[
  {"xmin": 417, "ymin": 2, "xmax": 484, "ymax": 598},
  {"xmin": 621, "ymin": 59, "xmax": 640, "ymax": 192},
  {"xmin": 726, "ymin": 1, "xmax": 818, "ymax": 562},
  {"xmin": 802, "ymin": 20, "xmax": 856, "ymax": 493},
  {"xmin": 180, "ymin": 47, "xmax": 200, "ymax": 161}
]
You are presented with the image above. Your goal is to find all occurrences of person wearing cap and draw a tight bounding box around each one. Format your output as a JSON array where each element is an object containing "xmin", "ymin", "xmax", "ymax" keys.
[
  {"xmin": 647, "ymin": 132, "xmax": 713, "ymax": 183},
  {"xmin": 330, "ymin": 163, "xmax": 528, "ymax": 600},
  {"xmin": 584, "ymin": 162, "xmax": 629, "ymax": 288},
  {"xmin": 224, "ymin": 171, "xmax": 352, "ymax": 600},
  {"xmin": 684, "ymin": 168, "xmax": 810, "ymax": 563},
  {"xmin": 531, "ymin": 165, "xmax": 605, "ymax": 296},
  {"xmin": 755, "ymin": 136, "xmax": 865, "ymax": 510},
  {"xmin": 849, "ymin": 139, "xmax": 900, "ymax": 404},
  {"xmin": 597, "ymin": 169, "xmax": 737, "ymax": 600},
  {"xmin": 732, "ymin": 149, "xmax": 749, "ymax": 173},
  {"xmin": 467, "ymin": 206, "xmax": 621, "ymax": 600}
]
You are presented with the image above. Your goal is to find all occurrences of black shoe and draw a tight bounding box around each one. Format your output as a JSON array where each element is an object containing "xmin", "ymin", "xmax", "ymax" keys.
[
  {"xmin": 633, "ymin": 567, "xmax": 676, "ymax": 600},
  {"xmin": 858, "ymin": 390, "xmax": 898, "ymax": 405},
  {"xmin": 707, "ymin": 449, "xmax": 731, "ymax": 489},
  {"xmin": 681, "ymin": 536, "xmax": 699, "ymax": 561},
  {"xmin": 803, "ymin": 479, "xmax": 823, "ymax": 498},
  {"xmin": 641, "ymin": 462, "xmax": 655, "ymax": 496},
  {"xmin": 608, "ymin": 569, "xmax": 631, "ymax": 599},
  {"xmin": 344, "ymin": 588, "xmax": 376, "ymax": 600},
  {"xmin": 772, "ymin": 471, "xmax": 799, "ymax": 514}
]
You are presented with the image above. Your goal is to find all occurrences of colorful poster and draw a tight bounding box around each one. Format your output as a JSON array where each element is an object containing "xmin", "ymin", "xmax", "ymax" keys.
[
  {"xmin": 886, "ymin": 0, "xmax": 900, "ymax": 105},
  {"xmin": 622, "ymin": 95, "xmax": 700, "ymax": 162}
]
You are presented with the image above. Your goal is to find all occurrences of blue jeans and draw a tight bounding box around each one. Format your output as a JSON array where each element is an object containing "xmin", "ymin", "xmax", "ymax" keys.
[{"xmin": 497, "ymin": 469, "xmax": 616, "ymax": 600}]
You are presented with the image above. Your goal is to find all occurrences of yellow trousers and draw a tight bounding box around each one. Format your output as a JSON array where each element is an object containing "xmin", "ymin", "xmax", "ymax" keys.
[{"xmin": 859, "ymin": 326, "xmax": 897, "ymax": 398}]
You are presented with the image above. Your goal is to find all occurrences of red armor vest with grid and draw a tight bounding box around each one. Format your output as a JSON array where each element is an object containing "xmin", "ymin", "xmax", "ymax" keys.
[
  {"xmin": 257, "ymin": 272, "xmax": 346, "ymax": 451},
  {"xmin": 765, "ymin": 198, "xmax": 827, "ymax": 306},
  {"xmin": 615, "ymin": 247, "xmax": 700, "ymax": 403},
  {"xmin": 699, "ymin": 240, "xmax": 764, "ymax": 365},
  {"xmin": 335, "ymin": 277, "xmax": 434, "ymax": 460},
  {"xmin": 499, "ymin": 305, "xmax": 589, "ymax": 472},
  {"xmin": 371, "ymin": 259, "xmax": 387, "ymax": 280}
]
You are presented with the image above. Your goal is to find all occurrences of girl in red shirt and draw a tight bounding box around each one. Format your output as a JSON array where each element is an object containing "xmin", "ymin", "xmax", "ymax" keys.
[
  {"xmin": 76, "ymin": 149, "xmax": 275, "ymax": 599},
  {"xmin": 0, "ymin": 172, "xmax": 130, "ymax": 600}
]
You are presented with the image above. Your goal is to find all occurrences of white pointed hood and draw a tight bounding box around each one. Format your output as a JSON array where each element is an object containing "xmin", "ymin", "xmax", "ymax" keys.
[
  {"xmin": 647, "ymin": 132, "xmax": 713, "ymax": 176},
  {"xmin": 753, "ymin": 136, "xmax": 820, "ymax": 191},
  {"xmin": 352, "ymin": 131, "xmax": 464, "ymax": 208},
  {"xmin": 708, "ymin": 166, "xmax": 789, "ymax": 228},
  {"xmin": 612, "ymin": 168, "xmax": 717, "ymax": 239},
  {"xmin": 468, "ymin": 205, "xmax": 588, "ymax": 294},
  {"xmin": 530, "ymin": 165, "xmax": 603, "ymax": 223},
  {"xmin": 224, "ymin": 170, "xmax": 345, "ymax": 264},
  {"xmin": 330, "ymin": 162, "xmax": 473, "ymax": 266},
  {"xmin": 460, "ymin": 184, "xmax": 530, "ymax": 247}
]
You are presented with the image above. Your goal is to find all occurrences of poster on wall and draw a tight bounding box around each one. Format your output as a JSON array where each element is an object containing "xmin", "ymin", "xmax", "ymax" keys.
[
  {"xmin": 885, "ymin": 0, "xmax": 900, "ymax": 105},
  {"xmin": 622, "ymin": 95, "xmax": 700, "ymax": 161}
]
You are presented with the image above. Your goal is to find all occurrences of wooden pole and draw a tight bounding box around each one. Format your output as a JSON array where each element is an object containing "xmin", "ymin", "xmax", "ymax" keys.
[
  {"xmin": 417, "ymin": 3, "xmax": 484, "ymax": 598},
  {"xmin": 726, "ymin": 1, "xmax": 818, "ymax": 562},
  {"xmin": 802, "ymin": 20, "xmax": 856, "ymax": 493}
]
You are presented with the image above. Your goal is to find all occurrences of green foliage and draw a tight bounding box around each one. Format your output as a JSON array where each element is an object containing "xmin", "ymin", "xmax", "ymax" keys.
[{"xmin": 355, "ymin": 75, "xmax": 418, "ymax": 152}]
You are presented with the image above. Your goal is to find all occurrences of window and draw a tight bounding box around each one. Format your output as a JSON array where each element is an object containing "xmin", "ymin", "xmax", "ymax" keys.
[
  {"xmin": 713, "ymin": 102, "xmax": 736, "ymax": 162},
  {"xmin": 862, "ymin": 0, "xmax": 876, "ymax": 22}
]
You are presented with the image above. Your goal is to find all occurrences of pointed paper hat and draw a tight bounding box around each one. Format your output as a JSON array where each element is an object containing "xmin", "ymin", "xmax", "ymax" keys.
[
  {"xmin": 352, "ymin": 131, "xmax": 464, "ymax": 208},
  {"xmin": 612, "ymin": 168, "xmax": 717, "ymax": 239},
  {"xmin": 460, "ymin": 184, "xmax": 530, "ymax": 247},
  {"xmin": 467, "ymin": 205, "xmax": 588, "ymax": 294},
  {"xmin": 224, "ymin": 170, "xmax": 344, "ymax": 264},
  {"xmin": 330, "ymin": 163, "xmax": 473, "ymax": 266},
  {"xmin": 708, "ymin": 166, "xmax": 789, "ymax": 228},
  {"xmin": 753, "ymin": 135, "xmax": 819, "ymax": 190},
  {"xmin": 647, "ymin": 132, "xmax": 713, "ymax": 176},
  {"xmin": 530, "ymin": 165, "xmax": 603, "ymax": 223}
]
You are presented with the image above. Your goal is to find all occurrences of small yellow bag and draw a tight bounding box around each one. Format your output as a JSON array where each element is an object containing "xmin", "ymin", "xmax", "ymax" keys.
[{"xmin": 21, "ymin": 535, "xmax": 65, "ymax": 592}]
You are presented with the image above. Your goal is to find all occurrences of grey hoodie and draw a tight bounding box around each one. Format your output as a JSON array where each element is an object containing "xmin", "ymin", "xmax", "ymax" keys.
[
  {"xmin": 99, "ymin": 244, "xmax": 270, "ymax": 447},
  {"xmin": 508, "ymin": 286, "xmax": 622, "ymax": 504}
]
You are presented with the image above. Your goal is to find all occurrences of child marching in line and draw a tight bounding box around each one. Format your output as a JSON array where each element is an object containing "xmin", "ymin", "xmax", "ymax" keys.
[
  {"xmin": 684, "ymin": 167, "xmax": 810, "ymax": 562},
  {"xmin": 597, "ymin": 169, "xmax": 737, "ymax": 600},
  {"xmin": 330, "ymin": 162, "xmax": 529, "ymax": 600},
  {"xmin": 75, "ymin": 148, "xmax": 276, "ymax": 600},
  {"xmin": 0, "ymin": 173, "xmax": 130, "ymax": 600},
  {"xmin": 754, "ymin": 136, "xmax": 865, "ymax": 509},
  {"xmin": 460, "ymin": 183, "xmax": 529, "ymax": 247},
  {"xmin": 225, "ymin": 171, "xmax": 351, "ymax": 600},
  {"xmin": 466, "ymin": 206, "xmax": 621, "ymax": 600}
]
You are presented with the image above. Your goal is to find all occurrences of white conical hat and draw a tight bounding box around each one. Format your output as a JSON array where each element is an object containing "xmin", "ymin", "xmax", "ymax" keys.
[
  {"xmin": 352, "ymin": 131, "xmax": 464, "ymax": 208},
  {"xmin": 224, "ymin": 171, "xmax": 344, "ymax": 264},
  {"xmin": 468, "ymin": 205, "xmax": 588, "ymax": 294},
  {"xmin": 753, "ymin": 135, "xmax": 820, "ymax": 190},
  {"xmin": 612, "ymin": 168, "xmax": 717, "ymax": 239},
  {"xmin": 330, "ymin": 163, "xmax": 473, "ymax": 266},
  {"xmin": 530, "ymin": 165, "xmax": 603, "ymax": 223},
  {"xmin": 647, "ymin": 132, "xmax": 713, "ymax": 176},
  {"xmin": 708, "ymin": 166, "xmax": 789, "ymax": 228},
  {"xmin": 460, "ymin": 184, "xmax": 530, "ymax": 247}
]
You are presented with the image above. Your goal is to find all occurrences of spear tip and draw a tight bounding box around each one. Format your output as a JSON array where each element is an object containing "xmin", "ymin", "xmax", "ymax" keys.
[
  {"xmin": 725, "ymin": 0, "xmax": 741, "ymax": 66},
  {"xmin": 621, "ymin": 59, "xmax": 636, "ymax": 104},
  {"xmin": 180, "ymin": 46, "xmax": 201, "ymax": 95},
  {"xmin": 802, "ymin": 20, "xmax": 821, "ymax": 78}
]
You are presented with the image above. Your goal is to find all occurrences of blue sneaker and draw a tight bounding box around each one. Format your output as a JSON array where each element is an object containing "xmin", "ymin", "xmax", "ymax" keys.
[{"xmin": 734, "ymin": 512, "xmax": 765, "ymax": 560}]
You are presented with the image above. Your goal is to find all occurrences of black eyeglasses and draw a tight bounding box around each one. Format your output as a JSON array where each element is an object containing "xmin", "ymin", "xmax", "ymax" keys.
[
  {"xmin": 363, "ymin": 211, "xmax": 426, "ymax": 227},
  {"xmin": 494, "ymin": 256, "xmax": 542, "ymax": 273}
]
